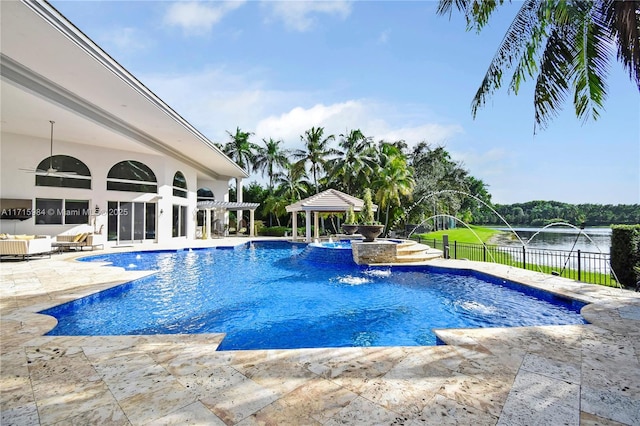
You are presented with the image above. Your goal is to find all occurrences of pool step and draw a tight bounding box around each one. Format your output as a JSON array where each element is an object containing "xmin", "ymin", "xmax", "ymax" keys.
[
  {"xmin": 394, "ymin": 241, "xmax": 443, "ymax": 263},
  {"xmin": 351, "ymin": 239, "xmax": 444, "ymax": 265},
  {"xmin": 396, "ymin": 240, "xmax": 427, "ymax": 254}
]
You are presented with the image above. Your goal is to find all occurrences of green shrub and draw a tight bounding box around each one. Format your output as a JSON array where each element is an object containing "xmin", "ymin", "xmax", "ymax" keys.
[
  {"xmin": 258, "ymin": 226, "xmax": 290, "ymax": 237},
  {"xmin": 610, "ymin": 224, "xmax": 640, "ymax": 289}
]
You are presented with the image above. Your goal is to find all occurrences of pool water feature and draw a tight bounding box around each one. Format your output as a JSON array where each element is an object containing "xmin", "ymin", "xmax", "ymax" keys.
[
  {"xmin": 41, "ymin": 241, "xmax": 587, "ymax": 351},
  {"xmin": 299, "ymin": 240, "xmax": 356, "ymax": 266}
]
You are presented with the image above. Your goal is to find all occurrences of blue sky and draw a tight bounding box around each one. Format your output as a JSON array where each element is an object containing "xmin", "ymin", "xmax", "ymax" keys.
[{"xmin": 51, "ymin": 1, "xmax": 639, "ymax": 205}]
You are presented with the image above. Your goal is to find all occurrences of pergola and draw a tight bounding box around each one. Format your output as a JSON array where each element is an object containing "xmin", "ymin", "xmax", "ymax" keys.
[
  {"xmin": 196, "ymin": 201, "xmax": 260, "ymax": 238},
  {"xmin": 285, "ymin": 189, "xmax": 377, "ymax": 242}
]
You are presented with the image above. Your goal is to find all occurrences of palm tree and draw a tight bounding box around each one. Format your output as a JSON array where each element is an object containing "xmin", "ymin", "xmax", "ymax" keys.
[
  {"xmin": 222, "ymin": 127, "xmax": 258, "ymax": 172},
  {"xmin": 293, "ymin": 127, "xmax": 336, "ymax": 194},
  {"xmin": 328, "ymin": 129, "xmax": 377, "ymax": 194},
  {"xmin": 273, "ymin": 162, "xmax": 310, "ymax": 228},
  {"xmin": 372, "ymin": 142, "xmax": 415, "ymax": 235},
  {"xmin": 437, "ymin": 0, "xmax": 640, "ymax": 131},
  {"xmin": 261, "ymin": 194, "xmax": 288, "ymax": 227},
  {"xmin": 254, "ymin": 138, "xmax": 289, "ymax": 192},
  {"xmin": 274, "ymin": 162, "xmax": 310, "ymax": 204}
]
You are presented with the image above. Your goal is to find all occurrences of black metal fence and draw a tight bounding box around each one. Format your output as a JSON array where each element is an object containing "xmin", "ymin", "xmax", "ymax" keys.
[{"xmin": 414, "ymin": 237, "xmax": 617, "ymax": 287}]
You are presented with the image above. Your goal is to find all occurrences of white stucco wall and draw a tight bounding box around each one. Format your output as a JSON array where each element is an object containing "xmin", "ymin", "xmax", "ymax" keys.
[{"xmin": 0, "ymin": 131, "xmax": 230, "ymax": 244}]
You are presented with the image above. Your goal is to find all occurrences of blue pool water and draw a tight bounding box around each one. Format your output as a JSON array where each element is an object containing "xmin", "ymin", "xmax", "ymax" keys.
[{"xmin": 41, "ymin": 241, "xmax": 587, "ymax": 350}]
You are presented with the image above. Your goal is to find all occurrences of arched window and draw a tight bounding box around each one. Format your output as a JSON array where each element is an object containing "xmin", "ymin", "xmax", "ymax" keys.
[
  {"xmin": 107, "ymin": 160, "xmax": 157, "ymax": 193},
  {"xmin": 35, "ymin": 155, "xmax": 91, "ymax": 189},
  {"xmin": 197, "ymin": 187, "xmax": 215, "ymax": 202},
  {"xmin": 173, "ymin": 171, "xmax": 187, "ymax": 198}
]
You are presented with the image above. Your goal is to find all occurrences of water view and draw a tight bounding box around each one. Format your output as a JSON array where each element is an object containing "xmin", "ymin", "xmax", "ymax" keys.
[{"xmin": 492, "ymin": 226, "xmax": 611, "ymax": 253}]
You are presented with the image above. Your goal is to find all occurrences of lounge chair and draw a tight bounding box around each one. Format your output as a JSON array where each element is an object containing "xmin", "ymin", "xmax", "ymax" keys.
[{"xmin": 54, "ymin": 233, "xmax": 105, "ymax": 251}]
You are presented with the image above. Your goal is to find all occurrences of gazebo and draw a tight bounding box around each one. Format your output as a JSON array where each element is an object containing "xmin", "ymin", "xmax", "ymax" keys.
[
  {"xmin": 285, "ymin": 189, "xmax": 377, "ymax": 242},
  {"xmin": 196, "ymin": 201, "xmax": 260, "ymax": 238}
]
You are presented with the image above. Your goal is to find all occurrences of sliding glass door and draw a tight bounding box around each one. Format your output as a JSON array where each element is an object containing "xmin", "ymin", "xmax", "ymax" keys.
[{"xmin": 107, "ymin": 201, "xmax": 156, "ymax": 243}]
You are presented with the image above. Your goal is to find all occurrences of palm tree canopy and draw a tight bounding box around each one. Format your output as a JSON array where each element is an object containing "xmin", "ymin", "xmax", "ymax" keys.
[
  {"xmin": 254, "ymin": 138, "xmax": 289, "ymax": 191},
  {"xmin": 328, "ymin": 129, "xmax": 377, "ymax": 194},
  {"xmin": 274, "ymin": 162, "xmax": 310, "ymax": 203},
  {"xmin": 293, "ymin": 127, "xmax": 337, "ymax": 193},
  {"xmin": 223, "ymin": 127, "xmax": 258, "ymax": 171},
  {"xmin": 437, "ymin": 0, "xmax": 640, "ymax": 131},
  {"xmin": 373, "ymin": 143, "xmax": 415, "ymax": 210},
  {"xmin": 371, "ymin": 142, "xmax": 415, "ymax": 233}
]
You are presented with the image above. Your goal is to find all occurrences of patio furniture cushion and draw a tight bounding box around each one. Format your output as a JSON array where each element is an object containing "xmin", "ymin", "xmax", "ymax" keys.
[
  {"xmin": 72, "ymin": 233, "xmax": 88, "ymax": 243},
  {"xmin": 0, "ymin": 235, "xmax": 52, "ymax": 258}
]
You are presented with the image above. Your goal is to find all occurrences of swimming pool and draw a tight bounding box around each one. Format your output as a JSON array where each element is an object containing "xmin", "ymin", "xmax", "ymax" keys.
[{"xmin": 41, "ymin": 241, "xmax": 587, "ymax": 350}]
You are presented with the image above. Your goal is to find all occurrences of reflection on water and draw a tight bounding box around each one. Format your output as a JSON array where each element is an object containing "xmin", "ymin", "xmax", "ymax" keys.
[{"xmin": 492, "ymin": 227, "xmax": 611, "ymax": 254}]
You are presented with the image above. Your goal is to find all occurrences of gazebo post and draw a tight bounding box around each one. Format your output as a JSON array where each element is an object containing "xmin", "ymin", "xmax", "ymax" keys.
[
  {"xmin": 314, "ymin": 211, "xmax": 320, "ymax": 241},
  {"xmin": 305, "ymin": 211, "xmax": 311, "ymax": 242},
  {"xmin": 236, "ymin": 178, "xmax": 243, "ymax": 236},
  {"xmin": 204, "ymin": 209, "xmax": 211, "ymax": 239},
  {"xmin": 249, "ymin": 209, "xmax": 255, "ymax": 237},
  {"xmin": 292, "ymin": 212, "xmax": 298, "ymax": 241}
]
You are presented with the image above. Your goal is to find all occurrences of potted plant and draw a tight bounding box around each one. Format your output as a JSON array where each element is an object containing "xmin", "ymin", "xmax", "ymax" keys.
[
  {"xmin": 357, "ymin": 189, "xmax": 384, "ymax": 242},
  {"xmin": 342, "ymin": 206, "xmax": 359, "ymax": 235}
]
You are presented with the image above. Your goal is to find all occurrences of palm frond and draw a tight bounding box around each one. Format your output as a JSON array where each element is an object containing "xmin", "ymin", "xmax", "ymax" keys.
[
  {"xmin": 469, "ymin": 0, "xmax": 502, "ymax": 30},
  {"xmin": 436, "ymin": 0, "xmax": 468, "ymax": 19},
  {"xmin": 533, "ymin": 27, "xmax": 573, "ymax": 130},
  {"xmin": 436, "ymin": 0, "xmax": 503, "ymax": 31},
  {"xmin": 508, "ymin": 18, "xmax": 549, "ymax": 94},
  {"xmin": 571, "ymin": 4, "xmax": 611, "ymax": 125},
  {"xmin": 603, "ymin": 0, "xmax": 640, "ymax": 90},
  {"xmin": 472, "ymin": 0, "xmax": 541, "ymax": 118}
]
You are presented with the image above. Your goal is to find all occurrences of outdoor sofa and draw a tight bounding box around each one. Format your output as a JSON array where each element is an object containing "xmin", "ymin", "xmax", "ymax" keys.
[
  {"xmin": 54, "ymin": 233, "xmax": 105, "ymax": 251},
  {"xmin": 0, "ymin": 235, "xmax": 53, "ymax": 260}
]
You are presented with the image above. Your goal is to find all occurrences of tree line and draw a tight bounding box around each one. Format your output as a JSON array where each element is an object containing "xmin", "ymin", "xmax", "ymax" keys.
[
  {"xmin": 218, "ymin": 126, "xmax": 490, "ymax": 235},
  {"xmin": 474, "ymin": 201, "xmax": 640, "ymax": 227}
]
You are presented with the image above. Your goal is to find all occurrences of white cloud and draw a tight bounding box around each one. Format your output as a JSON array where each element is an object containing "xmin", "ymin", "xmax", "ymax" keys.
[
  {"xmin": 255, "ymin": 101, "xmax": 360, "ymax": 144},
  {"xmin": 255, "ymin": 101, "xmax": 463, "ymax": 150},
  {"xmin": 378, "ymin": 29, "xmax": 390, "ymax": 44},
  {"xmin": 141, "ymin": 67, "xmax": 309, "ymax": 143},
  {"xmin": 263, "ymin": 0, "xmax": 352, "ymax": 32},
  {"xmin": 141, "ymin": 67, "xmax": 464, "ymax": 155},
  {"xmin": 376, "ymin": 123, "xmax": 463, "ymax": 146},
  {"xmin": 163, "ymin": 1, "xmax": 245, "ymax": 35},
  {"xmin": 453, "ymin": 147, "xmax": 511, "ymax": 177},
  {"xmin": 101, "ymin": 27, "xmax": 151, "ymax": 54}
]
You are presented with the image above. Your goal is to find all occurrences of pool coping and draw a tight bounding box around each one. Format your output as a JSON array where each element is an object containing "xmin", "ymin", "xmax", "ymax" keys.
[{"xmin": 2, "ymin": 237, "xmax": 640, "ymax": 425}]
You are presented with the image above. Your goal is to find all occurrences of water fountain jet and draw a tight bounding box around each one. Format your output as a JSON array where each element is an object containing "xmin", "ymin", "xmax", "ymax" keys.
[
  {"xmin": 398, "ymin": 190, "xmax": 527, "ymax": 246},
  {"xmin": 525, "ymin": 222, "xmax": 621, "ymax": 288}
]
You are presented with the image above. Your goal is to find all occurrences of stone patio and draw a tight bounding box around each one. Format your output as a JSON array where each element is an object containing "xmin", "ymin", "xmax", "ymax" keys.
[{"xmin": 1, "ymin": 238, "xmax": 639, "ymax": 425}]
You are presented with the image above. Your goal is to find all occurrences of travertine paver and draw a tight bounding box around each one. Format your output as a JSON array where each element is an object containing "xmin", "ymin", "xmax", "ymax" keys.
[{"xmin": 1, "ymin": 239, "xmax": 639, "ymax": 425}]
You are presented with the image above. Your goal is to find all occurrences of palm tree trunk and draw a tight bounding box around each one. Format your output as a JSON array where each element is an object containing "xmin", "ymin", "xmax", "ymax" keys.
[{"xmin": 384, "ymin": 203, "xmax": 391, "ymax": 237}]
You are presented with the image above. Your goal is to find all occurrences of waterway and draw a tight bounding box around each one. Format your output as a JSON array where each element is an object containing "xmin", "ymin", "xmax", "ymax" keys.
[{"xmin": 490, "ymin": 227, "xmax": 612, "ymax": 254}]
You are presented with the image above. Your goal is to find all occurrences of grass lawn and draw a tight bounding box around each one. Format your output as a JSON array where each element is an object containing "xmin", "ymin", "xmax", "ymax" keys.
[{"xmin": 414, "ymin": 225, "xmax": 501, "ymax": 244}]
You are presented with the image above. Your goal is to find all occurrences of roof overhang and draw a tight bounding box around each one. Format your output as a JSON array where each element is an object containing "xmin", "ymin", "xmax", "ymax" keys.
[{"xmin": 0, "ymin": 0, "xmax": 248, "ymax": 181}]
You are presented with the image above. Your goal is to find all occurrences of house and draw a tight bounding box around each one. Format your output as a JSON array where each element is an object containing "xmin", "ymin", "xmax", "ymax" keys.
[{"xmin": 0, "ymin": 0, "xmax": 258, "ymax": 244}]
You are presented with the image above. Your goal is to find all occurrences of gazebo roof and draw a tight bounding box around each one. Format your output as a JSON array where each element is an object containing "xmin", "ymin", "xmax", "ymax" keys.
[{"xmin": 285, "ymin": 188, "xmax": 377, "ymax": 213}]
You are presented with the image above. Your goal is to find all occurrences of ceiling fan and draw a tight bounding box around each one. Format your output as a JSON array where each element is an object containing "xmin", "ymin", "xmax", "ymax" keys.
[{"xmin": 20, "ymin": 120, "xmax": 77, "ymax": 177}]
